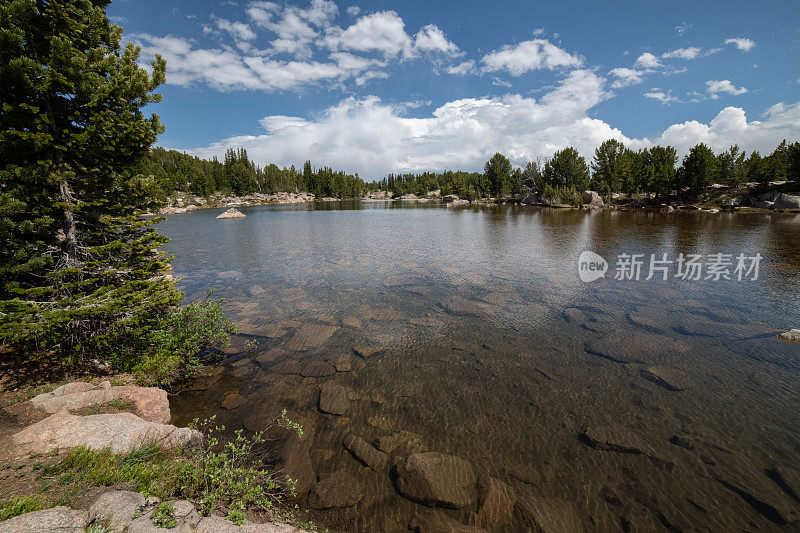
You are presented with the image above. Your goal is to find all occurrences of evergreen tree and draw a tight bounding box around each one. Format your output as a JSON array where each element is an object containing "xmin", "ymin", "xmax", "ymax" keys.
[
  {"xmin": 484, "ymin": 152, "xmax": 512, "ymax": 197},
  {"xmin": 543, "ymin": 147, "xmax": 590, "ymax": 191},
  {"xmin": 678, "ymin": 143, "xmax": 717, "ymax": 199},
  {"xmin": 591, "ymin": 139, "xmax": 627, "ymax": 195},
  {"xmin": 0, "ymin": 0, "xmax": 181, "ymax": 363}
]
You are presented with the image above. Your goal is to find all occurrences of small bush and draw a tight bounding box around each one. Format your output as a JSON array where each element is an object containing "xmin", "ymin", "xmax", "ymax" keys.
[{"xmin": 133, "ymin": 292, "xmax": 236, "ymax": 385}]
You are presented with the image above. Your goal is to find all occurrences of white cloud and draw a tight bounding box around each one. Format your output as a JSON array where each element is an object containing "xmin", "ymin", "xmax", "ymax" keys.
[
  {"xmin": 675, "ymin": 22, "xmax": 691, "ymax": 35},
  {"xmin": 725, "ymin": 37, "xmax": 756, "ymax": 52},
  {"xmin": 661, "ymin": 47, "xmax": 701, "ymax": 60},
  {"xmin": 706, "ymin": 79, "xmax": 748, "ymax": 99},
  {"xmin": 322, "ymin": 11, "xmax": 412, "ymax": 57},
  {"xmin": 132, "ymin": 33, "xmax": 382, "ymax": 91},
  {"xmin": 608, "ymin": 67, "xmax": 643, "ymax": 88},
  {"xmin": 492, "ymin": 78, "xmax": 512, "ymax": 87},
  {"xmin": 412, "ymin": 24, "xmax": 459, "ymax": 56},
  {"xmin": 447, "ymin": 60, "xmax": 475, "ymax": 76},
  {"xmin": 215, "ymin": 18, "xmax": 256, "ymax": 41},
  {"xmin": 644, "ymin": 88, "xmax": 678, "ymax": 104},
  {"xmin": 481, "ymin": 39, "xmax": 582, "ymax": 76},
  {"xmin": 346, "ymin": 5, "xmax": 360, "ymax": 16},
  {"xmin": 657, "ymin": 102, "xmax": 800, "ymax": 157},
  {"xmin": 186, "ymin": 70, "xmax": 623, "ymax": 177},
  {"xmin": 634, "ymin": 52, "xmax": 662, "ymax": 70}
]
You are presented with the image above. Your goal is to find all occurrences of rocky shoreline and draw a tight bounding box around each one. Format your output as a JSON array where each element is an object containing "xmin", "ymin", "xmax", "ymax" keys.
[
  {"xmin": 0, "ymin": 379, "xmax": 307, "ymax": 533},
  {"xmin": 151, "ymin": 181, "xmax": 800, "ymax": 217}
]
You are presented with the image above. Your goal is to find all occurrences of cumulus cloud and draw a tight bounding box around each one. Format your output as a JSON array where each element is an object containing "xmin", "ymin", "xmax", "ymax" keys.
[
  {"xmin": 186, "ymin": 70, "xmax": 626, "ymax": 177},
  {"xmin": 706, "ymin": 79, "xmax": 748, "ymax": 99},
  {"xmin": 412, "ymin": 24, "xmax": 460, "ymax": 56},
  {"xmin": 346, "ymin": 6, "xmax": 360, "ymax": 16},
  {"xmin": 322, "ymin": 11, "xmax": 411, "ymax": 56},
  {"xmin": 661, "ymin": 47, "xmax": 701, "ymax": 60},
  {"xmin": 725, "ymin": 37, "xmax": 756, "ymax": 52},
  {"xmin": 447, "ymin": 60, "xmax": 475, "ymax": 76},
  {"xmin": 634, "ymin": 52, "xmax": 662, "ymax": 70},
  {"xmin": 608, "ymin": 67, "xmax": 643, "ymax": 88},
  {"xmin": 481, "ymin": 39, "xmax": 582, "ymax": 76},
  {"xmin": 644, "ymin": 88, "xmax": 678, "ymax": 104}
]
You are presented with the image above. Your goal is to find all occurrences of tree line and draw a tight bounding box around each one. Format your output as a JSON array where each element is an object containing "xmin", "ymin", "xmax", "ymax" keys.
[
  {"xmin": 138, "ymin": 148, "xmax": 368, "ymax": 200},
  {"xmin": 376, "ymin": 139, "xmax": 798, "ymax": 206}
]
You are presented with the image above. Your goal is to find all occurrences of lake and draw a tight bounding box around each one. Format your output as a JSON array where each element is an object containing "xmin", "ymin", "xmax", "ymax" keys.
[{"xmin": 158, "ymin": 201, "xmax": 800, "ymax": 532}]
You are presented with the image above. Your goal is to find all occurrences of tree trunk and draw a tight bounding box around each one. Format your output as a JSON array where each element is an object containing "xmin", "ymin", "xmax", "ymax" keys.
[{"xmin": 59, "ymin": 180, "xmax": 78, "ymax": 267}]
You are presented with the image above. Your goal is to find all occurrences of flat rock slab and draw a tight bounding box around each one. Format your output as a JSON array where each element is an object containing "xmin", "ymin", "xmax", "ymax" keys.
[
  {"xmin": 584, "ymin": 330, "xmax": 690, "ymax": 364},
  {"xmin": 641, "ymin": 365, "xmax": 692, "ymax": 391},
  {"xmin": 285, "ymin": 324, "xmax": 339, "ymax": 351},
  {"xmin": 343, "ymin": 434, "xmax": 387, "ymax": 470},
  {"xmin": 308, "ymin": 472, "xmax": 363, "ymax": 509},
  {"xmin": 395, "ymin": 452, "xmax": 477, "ymax": 509},
  {"xmin": 352, "ymin": 344, "xmax": 386, "ymax": 359},
  {"xmin": 216, "ymin": 207, "xmax": 245, "ymax": 218},
  {"xmin": 0, "ymin": 506, "xmax": 89, "ymax": 533},
  {"xmin": 10, "ymin": 411, "xmax": 202, "ymax": 456},
  {"xmin": 318, "ymin": 382, "xmax": 350, "ymax": 415},
  {"xmin": 301, "ymin": 361, "xmax": 337, "ymax": 378},
  {"xmin": 440, "ymin": 296, "xmax": 486, "ymax": 317},
  {"xmin": 221, "ymin": 392, "xmax": 248, "ymax": 410},
  {"xmin": 29, "ymin": 381, "xmax": 171, "ymax": 424},
  {"xmin": 581, "ymin": 425, "xmax": 647, "ymax": 454}
]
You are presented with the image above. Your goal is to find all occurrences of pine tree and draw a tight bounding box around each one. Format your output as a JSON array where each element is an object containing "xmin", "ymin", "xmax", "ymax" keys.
[{"xmin": 0, "ymin": 0, "xmax": 181, "ymax": 364}]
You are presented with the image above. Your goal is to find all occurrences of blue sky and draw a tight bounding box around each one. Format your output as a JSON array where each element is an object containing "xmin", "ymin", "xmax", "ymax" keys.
[{"xmin": 109, "ymin": 0, "xmax": 800, "ymax": 178}]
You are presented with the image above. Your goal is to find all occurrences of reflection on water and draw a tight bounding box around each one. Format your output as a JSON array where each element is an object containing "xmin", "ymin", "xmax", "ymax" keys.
[{"xmin": 160, "ymin": 201, "xmax": 800, "ymax": 532}]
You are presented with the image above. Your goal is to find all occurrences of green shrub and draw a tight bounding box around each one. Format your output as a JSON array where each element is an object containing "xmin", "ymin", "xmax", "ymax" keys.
[{"xmin": 131, "ymin": 292, "xmax": 236, "ymax": 385}]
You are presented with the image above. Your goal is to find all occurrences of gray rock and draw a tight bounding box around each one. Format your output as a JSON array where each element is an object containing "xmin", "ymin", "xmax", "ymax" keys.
[
  {"xmin": 10, "ymin": 411, "xmax": 202, "ymax": 456},
  {"xmin": 778, "ymin": 329, "xmax": 800, "ymax": 345},
  {"xmin": 318, "ymin": 382, "xmax": 350, "ymax": 415},
  {"xmin": 0, "ymin": 506, "xmax": 89, "ymax": 532},
  {"xmin": 343, "ymin": 434, "xmax": 387, "ymax": 470},
  {"xmin": 89, "ymin": 490, "xmax": 147, "ymax": 532},
  {"xmin": 395, "ymin": 452, "xmax": 477, "ymax": 509},
  {"xmin": 307, "ymin": 472, "xmax": 363, "ymax": 509},
  {"xmin": 29, "ymin": 381, "xmax": 171, "ymax": 424},
  {"xmin": 581, "ymin": 190, "xmax": 603, "ymax": 206},
  {"xmin": 753, "ymin": 200, "xmax": 775, "ymax": 209},
  {"xmin": 216, "ymin": 207, "xmax": 246, "ymax": 219},
  {"xmin": 773, "ymin": 193, "xmax": 800, "ymax": 210}
]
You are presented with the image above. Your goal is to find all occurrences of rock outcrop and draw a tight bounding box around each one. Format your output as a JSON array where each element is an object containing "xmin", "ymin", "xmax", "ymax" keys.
[
  {"xmin": 0, "ymin": 490, "xmax": 307, "ymax": 533},
  {"xmin": 778, "ymin": 329, "xmax": 800, "ymax": 345},
  {"xmin": 582, "ymin": 190, "xmax": 604, "ymax": 206},
  {"xmin": 29, "ymin": 381, "xmax": 171, "ymax": 423},
  {"xmin": 216, "ymin": 207, "xmax": 246, "ymax": 219},
  {"xmin": 773, "ymin": 193, "xmax": 800, "ymax": 210},
  {"xmin": 10, "ymin": 410, "xmax": 202, "ymax": 456}
]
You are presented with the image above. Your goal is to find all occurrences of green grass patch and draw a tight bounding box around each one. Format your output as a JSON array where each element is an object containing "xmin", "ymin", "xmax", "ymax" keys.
[{"xmin": 0, "ymin": 495, "xmax": 51, "ymax": 522}]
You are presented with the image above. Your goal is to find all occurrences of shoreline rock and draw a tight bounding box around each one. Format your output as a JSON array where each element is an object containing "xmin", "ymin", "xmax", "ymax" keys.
[{"xmin": 216, "ymin": 207, "xmax": 245, "ymax": 219}]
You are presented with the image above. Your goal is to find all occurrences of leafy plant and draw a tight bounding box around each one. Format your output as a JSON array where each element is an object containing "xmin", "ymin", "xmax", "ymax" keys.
[
  {"xmin": 132, "ymin": 292, "xmax": 236, "ymax": 385},
  {"xmin": 152, "ymin": 501, "xmax": 177, "ymax": 528},
  {"xmin": 179, "ymin": 415, "xmax": 298, "ymax": 524}
]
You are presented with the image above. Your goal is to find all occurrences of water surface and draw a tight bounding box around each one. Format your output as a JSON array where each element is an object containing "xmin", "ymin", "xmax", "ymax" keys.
[{"xmin": 160, "ymin": 201, "xmax": 800, "ymax": 531}]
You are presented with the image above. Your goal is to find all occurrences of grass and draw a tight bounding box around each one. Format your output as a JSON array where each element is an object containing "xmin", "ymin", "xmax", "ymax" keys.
[{"xmin": 0, "ymin": 495, "xmax": 50, "ymax": 522}]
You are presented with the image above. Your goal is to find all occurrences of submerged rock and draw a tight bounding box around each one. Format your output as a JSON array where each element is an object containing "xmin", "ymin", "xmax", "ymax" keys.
[
  {"xmin": 641, "ymin": 365, "xmax": 692, "ymax": 391},
  {"xmin": 409, "ymin": 510, "xmax": 486, "ymax": 533},
  {"xmin": 285, "ymin": 323, "xmax": 339, "ymax": 351},
  {"xmin": 581, "ymin": 425, "xmax": 647, "ymax": 454},
  {"xmin": 221, "ymin": 392, "xmax": 247, "ymax": 410},
  {"xmin": 318, "ymin": 382, "xmax": 350, "ymax": 415},
  {"xmin": 584, "ymin": 330, "xmax": 689, "ymax": 364},
  {"xmin": 395, "ymin": 452, "xmax": 477, "ymax": 509},
  {"xmin": 301, "ymin": 361, "xmax": 337, "ymax": 378},
  {"xmin": 343, "ymin": 434, "xmax": 387, "ymax": 470},
  {"xmin": 514, "ymin": 495, "xmax": 584, "ymax": 533},
  {"xmin": 216, "ymin": 207, "xmax": 245, "ymax": 219},
  {"xmin": 308, "ymin": 472, "xmax": 363, "ymax": 509},
  {"xmin": 476, "ymin": 476, "xmax": 516, "ymax": 527},
  {"xmin": 352, "ymin": 344, "xmax": 386, "ymax": 359}
]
